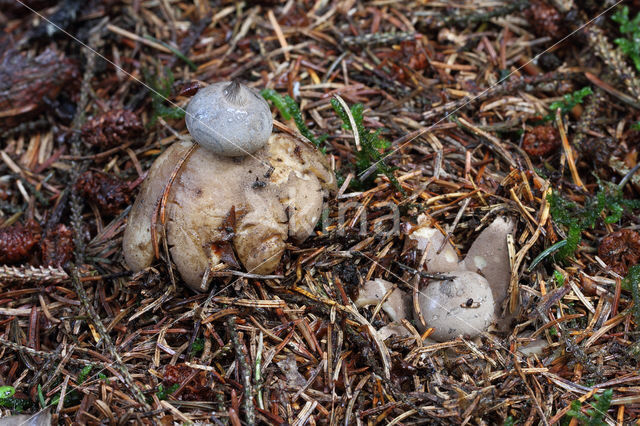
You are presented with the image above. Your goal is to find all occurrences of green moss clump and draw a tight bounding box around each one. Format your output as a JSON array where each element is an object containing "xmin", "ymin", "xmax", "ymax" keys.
[
  {"xmin": 547, "ymin": 181, "xmax": 640, "ymax": 261},
  {"xmin": 563, "ymin": 389, "xmax": 612, "ymax": 426},
  {"xmin": 145, "ymin": 68, "xmax": 186, "ymax": 125},
  {"xmin": 260, "ymin": 89, "xmax": 327, "ymax": 148},
  {"xmin": 544, "ymin": 87, "xmax": 592, "ymax": 121},
  {"xmin": 330, "ymin": 99, "xmax": 403, "ymax": 193},
  {"xmin": 612, "ymin": 6, "xmax": 640, "ymax": 72}
]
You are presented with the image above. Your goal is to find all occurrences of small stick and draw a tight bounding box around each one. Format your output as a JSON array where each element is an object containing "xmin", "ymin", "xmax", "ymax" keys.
[
  {"xmin": 393, "ymin": 262, "xmax": 453, "ymax": 281},
  {"xmin": 556, "ymin": 109, "xmax": 585, "ymax": 190},
  {"xmin": 334, "ymin": 95, "xmax": 361, "ymax": 151},
  {"xmin": 267, "ymin": 10, "xmax": 289, "ymax": 61},
  {"xmin": 107, "ymin": 24, "xmax": 172, "ymax": 53},
  {"xmin": 151, "ymin": 144, "xmax": 198, "ymax": 259},
  {"xmin": 227, "ymin": 316, "xmax": 255, "ymax": 426},
  {"xmin": 69, "ymin": 268, "xmax": 151, "ymax": 410}
]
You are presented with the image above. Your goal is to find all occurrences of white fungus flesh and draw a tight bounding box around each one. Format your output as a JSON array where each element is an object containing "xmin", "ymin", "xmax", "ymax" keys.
[
  {"xmin": 355, "ymin": 278, "xmax": 411, "ymax": 322},
  {"xmin": 407, "ymin": 215, "xmax": 461, "ymax": 273},
  {"xmin": 185, "ymin": 81, "xmax": 272, "ymax": 157},
  {"xmin": 461, "ymin": 216, "xmax": 515, "ymax": 313},
  {"xmin": 415, "ymin": 270, "xmax": 494, "ymax": 342},
  {"xmin": 123, "ymin": 133, "xmax": 336, "ymax": 291},
  {"xmin": 377, "ymin": 322, "xmax": 412, "ymax": 341}
]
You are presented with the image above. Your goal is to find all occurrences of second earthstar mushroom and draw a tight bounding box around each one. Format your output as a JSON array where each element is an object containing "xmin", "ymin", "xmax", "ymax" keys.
[
  {"xmin": 123, "ymin": 81, "xmax": 336, "ymax": 291},
  {"xmin": 360, "ymin": 215, "xmax": 514, "ymax": 342}
]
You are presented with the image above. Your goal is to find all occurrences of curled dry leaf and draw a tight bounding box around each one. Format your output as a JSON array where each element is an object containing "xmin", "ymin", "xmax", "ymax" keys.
[{"xmin": 0, "ymin": 47, "xmax": 78, "ymax": 128}]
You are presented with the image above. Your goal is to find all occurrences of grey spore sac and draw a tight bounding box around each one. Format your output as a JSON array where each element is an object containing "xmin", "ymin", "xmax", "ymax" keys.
[{"xmin": 185, "ymin": 80, "xmax": 273, "ymax": 157}]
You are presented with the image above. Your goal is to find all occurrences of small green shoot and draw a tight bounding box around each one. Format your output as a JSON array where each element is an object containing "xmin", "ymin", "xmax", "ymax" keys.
[
  {"xmin": 50, "ymin": 365, "xmax": 95, "ymax": 408},
  {"xmin": 0, "ymin": 385, "xmax": 31, "ymax": 412},
  {"xmin": 77, "ymin": 364, "xmax": 93, "ymax": 384},
  {"xmin": 156, "ymin": 383, "xmax": 180, "ymax": 400},
  {"xmin": 261, "ymin": 89, "xmax": 291, "ymax": 120},
  {"xmin": 503, "ymin": 415, "xmax": 516, "ymax": 426},
  {"xmin": 144, "ymin": 68, "xmax": 186, "ymax": 125},
  {"xmin": 631, "ymin": 121, "xmax": 640, "ymax": 131},
  {"xmin": 529, "ymin": 239, "xmax": 568, "ymax": 270},
  {"xmin": 543, "ymin": 87, "xmax": 593, "ymax": 121},
  {"xmin": 261, "ymin": 89, "xmax": 327, "ymax": 148},
  {"xmin": 553, "ymin": 270, "xmax": 565, "ymax": 286},
  {"xmin": 612, "ymin": 6, "xmax": 640, "ymax": 72},
  {"xmin": 330, "ymin": 98, "xmax": 403, "ymax": 193},
  {"xmin": 190, "ymin": 337, "xmax": 205, "ymax": 356},
  {"xmin": 37, "ymin": 384, "xmax": 46, "ymax": 409},
  {"xmin": 563, "ymin": 389, "xmax": 613, "ymax": 426}
]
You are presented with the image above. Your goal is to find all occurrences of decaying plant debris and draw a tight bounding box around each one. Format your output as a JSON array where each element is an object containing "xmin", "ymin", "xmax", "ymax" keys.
[{"xmin": 1, "ymin": 0, "xmax": 640, "ymax": 424}]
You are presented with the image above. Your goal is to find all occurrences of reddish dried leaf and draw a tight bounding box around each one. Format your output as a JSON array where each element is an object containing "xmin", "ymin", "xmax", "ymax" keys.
[
  {"xmin": 522, "ymin": 125, "xmax": 560, "ymax": 156},
  {"xmin": 163, "ymin": 364, "xmax": 215, "ymax": 401},
  {"xmin": 0, "ymin": 220, "xmax": 41, "ymax": 264},
  {"xmin": 0, "ymin": 47, "xmax": 78, "ymax": 128},
  {"xmin": 523, "ymin": 0, "xmax": 565, "ymax": 39},
  {"xmin": 41, "ymin": 224, "xmax": 74, "ymax": 267},
  {"xmin": 598, "ymin": 229, "xmax": 640, "ymax": 276},
  {"xmin": 74, "ymin": 171, "xmax": 131, "ymax": 215},
  {"xmin": 377, "ymin": 38, "xmax": 430, "ymax": 83},
  {"xmin": 81, "ymin": 109, "xmax": 143, "ymax": 149}
]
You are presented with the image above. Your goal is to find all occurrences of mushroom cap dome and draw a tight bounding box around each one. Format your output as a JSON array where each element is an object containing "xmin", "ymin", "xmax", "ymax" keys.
[
  {"xmin": 185, "ymin": 81, "xmax": 272, "ymax": 157},
  {"xmin": 416, "ymin": 270, "xmax": 494, "ymax": 341}
]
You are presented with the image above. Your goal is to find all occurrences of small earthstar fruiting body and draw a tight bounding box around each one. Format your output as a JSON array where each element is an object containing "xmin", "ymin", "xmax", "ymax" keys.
[
  {"xmin": 407, "ymin": 215, "xmax": 462, "ymax": 273},
  {"xmin": 185, "ymin": 81, "xmax": 272, "ymax": 156},
  {"xmin": 355, "ymin": 278, "xmax": 411, "ymax": 322},
  {"xmin": 123, "ymin": 81, "xmax": 336, "ymax": 291},
  {"xmin": 415, "ymin": 270, "xmax": 494, "ymax": 342}
]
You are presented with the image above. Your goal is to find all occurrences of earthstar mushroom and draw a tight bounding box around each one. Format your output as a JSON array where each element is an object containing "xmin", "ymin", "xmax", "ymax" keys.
[{"xmin": 123, "ymin": 81, "xmax": 336, "ymax": 291}]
